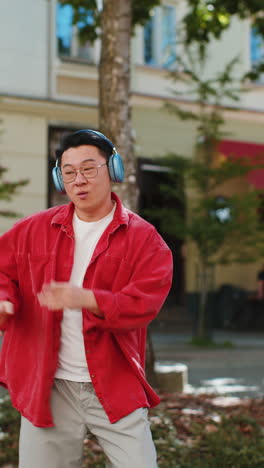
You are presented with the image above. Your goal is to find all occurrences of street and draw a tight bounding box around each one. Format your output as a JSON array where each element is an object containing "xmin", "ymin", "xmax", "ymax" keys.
[{"xmin": 151, "ymin": 329, "xmax": 264, "ymax": 399}]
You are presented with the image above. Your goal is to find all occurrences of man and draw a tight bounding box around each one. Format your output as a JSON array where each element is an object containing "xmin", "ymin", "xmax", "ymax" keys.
[{"xmin": 0, "ymin": 129, "xmax": 173, "ymax": 468}]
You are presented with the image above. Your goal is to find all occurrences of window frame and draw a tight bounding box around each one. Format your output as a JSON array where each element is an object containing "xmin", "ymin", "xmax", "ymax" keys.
[{"xmin": 143, "ymin": 4, "xmax": 177, "ymax": 70}]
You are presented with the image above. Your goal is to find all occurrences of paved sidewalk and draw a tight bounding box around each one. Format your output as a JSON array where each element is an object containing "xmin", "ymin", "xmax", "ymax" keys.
[{"xmin": 151, "ymin": 328, "xmax": 264, "ymax": 399}]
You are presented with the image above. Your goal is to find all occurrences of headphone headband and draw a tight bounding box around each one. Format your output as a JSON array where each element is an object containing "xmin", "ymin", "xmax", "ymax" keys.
[{"xmin": 73, "ymin": 129, "xmax": 115, "ymax": 152}]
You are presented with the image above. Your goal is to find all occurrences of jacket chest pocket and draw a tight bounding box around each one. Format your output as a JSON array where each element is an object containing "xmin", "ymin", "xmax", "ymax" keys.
[
  {"xmin": 18, "ymin": 254, "xmax": 55, "ymax": 295},
  {"xmin": 85, "ymin": 255, "xmax": 132, "ymax": 290}
]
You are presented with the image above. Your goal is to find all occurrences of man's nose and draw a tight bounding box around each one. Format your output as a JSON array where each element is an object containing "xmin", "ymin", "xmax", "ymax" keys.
[{"xmin": 74, "ymin": 170, "xmax": 87, "ymax": 183}]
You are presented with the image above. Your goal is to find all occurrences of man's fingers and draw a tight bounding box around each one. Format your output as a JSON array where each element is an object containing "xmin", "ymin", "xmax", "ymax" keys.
[
  {"xmin": 0, "ymin": 301, "xmax": 14, "ymax": 315},
  {"xmin": 0, "ymin": 301, "xmax": 14, "ymax": 333},
  {"xmin": 39, "ymin": 282, "xmax": 68, "ymax": 294},
  {"xmin": 37, "ymin": 288, "xmax": 62, "ymax": 310},
  {"xmin": 49, "ymin": 281, "xmax": 69, "ymax": 291},
  {"xmin": 37, "ymin": 291, "xmax": 49, "ymax": 306},
  {"xmin": 5, "ymin": 302, "xmax": 14, "ymax": 314}
]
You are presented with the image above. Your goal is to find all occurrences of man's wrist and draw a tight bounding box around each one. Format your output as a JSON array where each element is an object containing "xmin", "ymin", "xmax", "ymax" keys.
[{"xmin": 83, "ymin": 289, "xmax": 103, "ymax": 317}]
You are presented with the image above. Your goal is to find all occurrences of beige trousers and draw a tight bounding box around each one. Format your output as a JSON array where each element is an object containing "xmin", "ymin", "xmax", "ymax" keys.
[{"xmin": 19, "ymin": 379, "xmax": 158, "ymax": 468}]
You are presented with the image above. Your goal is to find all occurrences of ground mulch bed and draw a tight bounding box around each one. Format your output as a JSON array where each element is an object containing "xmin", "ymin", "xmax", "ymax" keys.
[
  {"xmin": 1, "ymin": 392, "xmax": 264, "ymax": 467},
  {"xmin": 158, "ymin": 391, "xmax": 264, "ymax": 442}
]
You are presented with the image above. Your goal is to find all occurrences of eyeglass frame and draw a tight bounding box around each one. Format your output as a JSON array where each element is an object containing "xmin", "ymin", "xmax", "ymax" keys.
[{"xmin": 58, "ymin": 160, "xmax": 108, "ymax": 184}]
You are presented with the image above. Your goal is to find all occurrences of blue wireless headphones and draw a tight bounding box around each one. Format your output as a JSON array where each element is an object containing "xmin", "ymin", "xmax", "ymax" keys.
[{"xmin": 52, "ymin": 129, "xmax": 125, "ymax": 193}]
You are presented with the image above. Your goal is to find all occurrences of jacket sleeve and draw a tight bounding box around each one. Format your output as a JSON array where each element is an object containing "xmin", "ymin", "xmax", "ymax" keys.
[
  {"xmin": 0, "ymin": 228, "xmax": 20, "ymax": 330},
  {"xmin": 87, "ymin": 230, "xmax": 173, "ymax": 332}
]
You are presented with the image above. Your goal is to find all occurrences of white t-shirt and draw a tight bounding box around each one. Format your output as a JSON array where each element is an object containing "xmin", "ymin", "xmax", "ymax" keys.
[{"xmin": 55, "ymin": 204, "xmax": 116, "ymax": 381}]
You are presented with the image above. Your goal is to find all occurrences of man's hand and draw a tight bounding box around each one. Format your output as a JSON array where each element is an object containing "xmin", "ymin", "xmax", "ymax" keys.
[
  {"xmin": 0, "ymin": 301, "xmax": 14, "ymax": 334},
  {"xmin": 37, "ymin": 281, "xmax": 103, "ymax": 317}
]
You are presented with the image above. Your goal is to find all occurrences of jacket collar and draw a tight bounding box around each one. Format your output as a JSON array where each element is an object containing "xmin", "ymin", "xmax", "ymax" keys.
[{"xmin": 51, "ymin": 192, "xmax": 129, "ymax": 229}]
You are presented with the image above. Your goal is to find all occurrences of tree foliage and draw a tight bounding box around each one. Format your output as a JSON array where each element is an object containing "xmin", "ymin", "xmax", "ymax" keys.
[
  {"xmin": 0, "ymin": 166, "xmax": 28, "ymax": 218},
  {"xmin": 184, "ymin": 0, "xmax": 264, "ymax": 45},
  {"xmin": 153, "ymin": 47, "xmax": 264, "ymax": 337},
  {"xmin": 162, "ymin": 48, "xmax": 264, "ymax": 263},
  {"xmin": 183, "ymin": 0, "xmax": 264, "ymax": 78},
  {"xmin": 0, "ymin": 125, "xmax": 29, "ymax": 219}
]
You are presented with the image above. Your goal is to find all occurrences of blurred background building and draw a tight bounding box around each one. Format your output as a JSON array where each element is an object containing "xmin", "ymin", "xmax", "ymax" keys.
[{"xmin": 0, "ymin": 0, "xmax": 264, "ymax": 326}]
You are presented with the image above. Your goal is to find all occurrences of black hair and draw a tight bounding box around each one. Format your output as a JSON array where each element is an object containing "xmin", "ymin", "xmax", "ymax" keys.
[{"xmin": 55, "ymin": 130, "xmax": 114, "ymax": 165}]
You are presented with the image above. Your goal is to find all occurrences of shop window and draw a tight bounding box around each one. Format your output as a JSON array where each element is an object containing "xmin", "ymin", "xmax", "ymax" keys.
[{"xmin": 257, "ymin": 194, "xmax": 264, "ymax": 224}]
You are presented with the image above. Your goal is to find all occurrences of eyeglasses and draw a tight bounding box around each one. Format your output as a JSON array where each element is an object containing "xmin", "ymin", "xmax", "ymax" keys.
[{"xmin": 61, "ymin": 162, "xmax": 108, "ymax": 183}]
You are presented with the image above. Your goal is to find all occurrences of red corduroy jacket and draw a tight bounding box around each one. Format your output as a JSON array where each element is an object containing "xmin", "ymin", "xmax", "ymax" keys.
[{"xmin": 0, "ymin": 193, "xmax": 173, "ymax": 427}]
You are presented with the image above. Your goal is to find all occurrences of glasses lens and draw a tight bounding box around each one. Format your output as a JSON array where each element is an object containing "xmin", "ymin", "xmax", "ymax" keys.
[
  {"xmin": 61, "ymin": 168, "xmax": 76, "ymax": 183},
  {"xmin": 61, "ymin": 165, "xmax": 97, "ymax": 182},
  {"xmin": 82, "ymin": 166, "xmax": 97, "ymax": 179}
]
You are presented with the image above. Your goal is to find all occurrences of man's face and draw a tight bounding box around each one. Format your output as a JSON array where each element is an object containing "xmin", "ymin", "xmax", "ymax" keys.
[{"xmin": 61, "ymin": 145, "xmax": 113, "ymax": 221}]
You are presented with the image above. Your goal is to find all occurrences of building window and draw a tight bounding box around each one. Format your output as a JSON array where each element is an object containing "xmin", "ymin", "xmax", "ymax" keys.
[
  {"xmin": 250, "ymin": 27, "xmax": 264, "ymax": 82},
  {"xmin": 161, "ymin": 5, "xmax": 177, "ymax": 68},
  {"xmin": 144, "ymin": 14, "xmax": 155, "ymax": 65},
  {"xmin": 56, "ymin": 2, "xmax": 95, "ymax": 62},
  {"xmin": 143, "ymin": 5, "xmax": 176, "ymax": 69}
]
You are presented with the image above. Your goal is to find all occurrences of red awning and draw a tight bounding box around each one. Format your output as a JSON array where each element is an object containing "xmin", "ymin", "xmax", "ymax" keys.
[{"xmin": 218, "ymin": 139, "xmax": 264, "ymax": 190}]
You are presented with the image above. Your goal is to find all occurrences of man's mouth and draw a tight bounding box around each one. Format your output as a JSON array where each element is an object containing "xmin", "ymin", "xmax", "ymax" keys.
[{"xmin": 76, "ymin": 191, "xmax": 88, "ymax": 198}]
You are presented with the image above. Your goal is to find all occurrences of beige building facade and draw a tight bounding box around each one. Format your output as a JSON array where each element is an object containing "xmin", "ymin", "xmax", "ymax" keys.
[{"xmin": 1, "ymin": 0, "xmax": 264, "ymax": 312}]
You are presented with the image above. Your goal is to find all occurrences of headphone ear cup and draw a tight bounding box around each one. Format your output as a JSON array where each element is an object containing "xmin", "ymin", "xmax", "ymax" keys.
[
  {"xmin": 52, "ymin": 166, "xmax": 65, "ymax": 193},
  {"xmin": 108, "ymin": 153, "xmax": 124, "ymax": 183}
]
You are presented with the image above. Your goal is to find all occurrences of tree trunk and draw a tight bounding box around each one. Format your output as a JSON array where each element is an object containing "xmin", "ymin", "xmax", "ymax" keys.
[
  {"xmin": 99, "ymin": 0, "xmax": 156, "ymax": 382},
  {"xmin": 99, "ymin": 0, "xmax": 138, "ymax": 211},
  {"xmin": 145, "ymin": 328, "xmax": 158, "ymax": 387},
  {"xmin": 196, "ymin": 263, "xmax": 213, "ymax": 339},
  {"xmin": 197, "ymin": 268, "xmax": 208, "ymax": 338}
]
